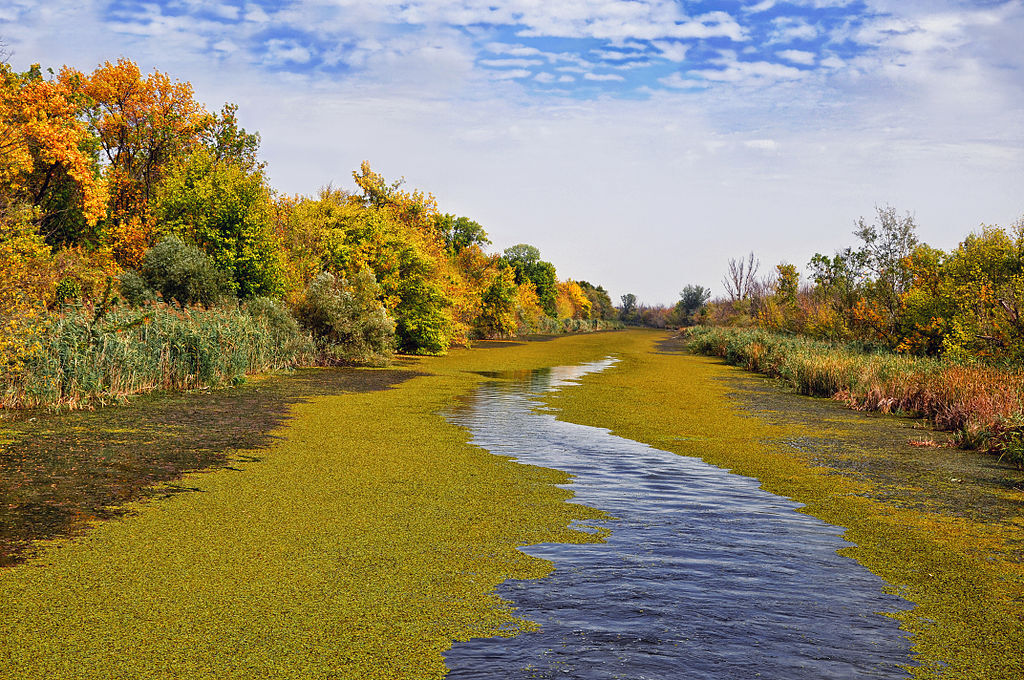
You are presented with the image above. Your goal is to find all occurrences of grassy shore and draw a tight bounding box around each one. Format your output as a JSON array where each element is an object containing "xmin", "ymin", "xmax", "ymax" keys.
[
  {"xmin": 685, "ymin": 326, "xmax": 1024, "ymax": 461},
  {"xmin": 1, "ymin": 303, "xmax": 310, "ymax": 410}
]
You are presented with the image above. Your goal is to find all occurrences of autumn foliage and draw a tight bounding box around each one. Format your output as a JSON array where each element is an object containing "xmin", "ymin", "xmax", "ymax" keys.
[{"xmin": 0, "ymin": 57, "xmax": 614, "ymax": 408}]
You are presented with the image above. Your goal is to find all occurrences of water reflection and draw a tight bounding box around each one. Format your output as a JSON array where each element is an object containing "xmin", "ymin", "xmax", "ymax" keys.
[{"xmin": 444, "ymin": 358, "xmax": 912, "ymax": 679}]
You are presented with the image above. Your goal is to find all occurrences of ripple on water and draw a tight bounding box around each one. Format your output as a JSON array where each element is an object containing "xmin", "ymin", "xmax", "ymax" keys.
[{"xmin": 444, "ymin": 359, "xmax": 913, "ymax": 679}]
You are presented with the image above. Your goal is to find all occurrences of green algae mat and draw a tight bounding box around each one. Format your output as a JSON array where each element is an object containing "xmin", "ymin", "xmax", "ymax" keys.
[{"xmin": 2, "ymin": 330, "xmax": 1023, "ymax": 678}]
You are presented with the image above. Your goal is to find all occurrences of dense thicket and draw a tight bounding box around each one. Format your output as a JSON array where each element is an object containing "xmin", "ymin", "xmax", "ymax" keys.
[{"xmin": 0, "ymin": 58, "xmax": 619, "ymax": 407}]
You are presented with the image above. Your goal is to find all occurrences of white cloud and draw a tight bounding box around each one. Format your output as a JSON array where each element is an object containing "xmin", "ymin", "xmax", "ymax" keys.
[
  {"xmin": 484, "ymin": 43, "xmax": 547, "ymax": 59},
  {"xmin": 244, "ymin": 5, "xmax": 270, "ymax": 23},
  {"xmin": 479, "ymin": 58, "xmax": 543, "ymax": 68},
  {"xmin": 692, "ymin": 59, "xmax": 807, "ymax": 84},
  {"xmin": 778, "ymin": 49, "xmax": 816, "ymax": 65},
  {"xmin": 744, "ymin": 138, "xmax": 778, "ymax": 150},
  {"xmin": 745, "ymin": 0, "xmax": 778, "ymax": 13},
  {"xmin": 650, "ymin": 40, "xmax": 690, "ymax": 62},
  {"xmin": 658, "ymin": 72, "xmax": 700, "ymax": 89},
  {"xmin": 583, "ymin": 72, "xmax": 626, "ymax": 82},
  {"xmin": 820, "ymin": 55, "xmax": 846, "ymax": 69},
  {"xmin": 488, "ymin": 68, "xmax": 532, "ymax": 80},
  {"xmin": 591, "ymin": 49, "xmax": 643, "ymax": 62},
  {"xmin": 264, "ymin": 39, "xmax": 313, "ymax": 65},
  {"xmin": 212, "ymin": 39, "xmax": 240, "ymax": 55},
  {"xmin": 770, "ymin": 17, "xmax": 819, "ymax": 42}
]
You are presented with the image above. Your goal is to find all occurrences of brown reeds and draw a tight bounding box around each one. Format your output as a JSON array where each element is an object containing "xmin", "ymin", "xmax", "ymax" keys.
[{"xmin": 685, "ymin": 326, "xmax": 1024, "ymax": 460}]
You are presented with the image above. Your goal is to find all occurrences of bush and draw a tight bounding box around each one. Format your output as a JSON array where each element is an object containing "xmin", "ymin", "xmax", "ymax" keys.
[
  {"xmin": 243, "ymin": 296, "xmax": 312, "ymax": 359},
  {"xmin": 135, "ymin": 236, "xmax": 233, "ymax": 307},
  {"xmin": 295, "ymin": 269, "xmax": 395, "ymax": 365},
  {"xmin": 119, "ymin": 270, "xmax": 156, "ymax": 306}
]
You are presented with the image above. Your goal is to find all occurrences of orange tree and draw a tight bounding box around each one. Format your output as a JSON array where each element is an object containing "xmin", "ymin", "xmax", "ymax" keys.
[
  {"xmin": 0, "ymin": 63, "xmax": 107, "ymax": 240},
  {"xmin": 62, "ymin": 58, "xmax": 210, "ymax": 266}
]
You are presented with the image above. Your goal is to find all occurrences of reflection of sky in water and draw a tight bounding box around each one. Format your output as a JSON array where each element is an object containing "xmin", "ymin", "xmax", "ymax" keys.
[{"xmin": 444, "ymin": 358, "xmax": 912, "ymax": 679}]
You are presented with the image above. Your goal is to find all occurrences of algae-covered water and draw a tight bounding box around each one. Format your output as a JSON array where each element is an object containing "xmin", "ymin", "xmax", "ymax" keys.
[
  {"xmin": 0, "ymin": 368, "xmax": 418, "ymax": 567},
  {"xmin": 444, "ymin": 359, "xmax": 913, "ymax": 679}
]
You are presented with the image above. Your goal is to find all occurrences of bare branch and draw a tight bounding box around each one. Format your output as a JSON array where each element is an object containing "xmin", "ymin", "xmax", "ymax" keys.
[{"xmin": 722, "ymin": 251, "xmax": 760, "ymax": 301}]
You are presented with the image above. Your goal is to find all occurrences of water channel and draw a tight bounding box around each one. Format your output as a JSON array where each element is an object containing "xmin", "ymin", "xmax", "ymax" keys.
[{"xmin": 443, "ymin": 358, "xmax": 914, "ymax": 679}]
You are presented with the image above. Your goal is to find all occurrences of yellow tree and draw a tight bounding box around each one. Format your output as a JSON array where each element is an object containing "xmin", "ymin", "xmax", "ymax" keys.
[
  {"xmin": 0, "ymin": 63, "xmax": 107, "ymax": 230},
  {"xmin": 556, "ymin": 280, "xmax": 592, "ymax": 321}
]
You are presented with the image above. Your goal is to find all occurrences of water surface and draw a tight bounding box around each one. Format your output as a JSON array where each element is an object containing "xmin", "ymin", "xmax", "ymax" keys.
[{"xmin": 443, "ymin": 359, "xmax": 913, "ymax": 679}]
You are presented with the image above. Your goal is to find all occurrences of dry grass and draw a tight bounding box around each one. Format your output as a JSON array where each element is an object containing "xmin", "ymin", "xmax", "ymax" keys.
[{"xmin": 685, "ymin": 326, "xmax": 1024, "ymax": 459}]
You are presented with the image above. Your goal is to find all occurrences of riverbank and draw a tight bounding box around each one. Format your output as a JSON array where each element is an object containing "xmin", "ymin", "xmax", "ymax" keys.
[
  {"xmin": 545, "ymin": 330, "xmax": 1024, "ymax": 679},
  {"xmin": 684, "ymin": 326, "xmax": 1024, "ymax": 462},
  {"xmin": 0, "ymin": 300, "xmax": 621, "ymax": 412}
]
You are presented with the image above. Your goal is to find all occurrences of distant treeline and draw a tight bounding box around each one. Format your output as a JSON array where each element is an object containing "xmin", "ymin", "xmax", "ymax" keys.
[
  {"xmin": 0, "ymin": 57, "xmax": 619, "ymax": 408},
  {"xmin": 625, "ymin": 205, "xmax": 1024, "ymax": 365}
]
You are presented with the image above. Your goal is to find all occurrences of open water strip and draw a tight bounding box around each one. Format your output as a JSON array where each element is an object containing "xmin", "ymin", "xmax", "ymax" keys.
[{"xmin": 442, "ymin": 358, "xmax": 913, "ymax": 679}]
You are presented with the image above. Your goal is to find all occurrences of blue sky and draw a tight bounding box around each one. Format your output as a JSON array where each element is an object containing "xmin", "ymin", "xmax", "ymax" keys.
[{"xmin": 3, "ymin": 1, "xmax": 1023, "ymax": 303}]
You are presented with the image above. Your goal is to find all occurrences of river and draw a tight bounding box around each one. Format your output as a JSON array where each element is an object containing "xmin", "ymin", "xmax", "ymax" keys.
[{"xmin": 443, "ymin": 358, "xmax": 913, "ymax": 679}]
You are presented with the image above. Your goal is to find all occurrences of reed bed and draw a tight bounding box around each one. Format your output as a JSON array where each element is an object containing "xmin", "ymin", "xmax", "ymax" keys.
[
  {"xmin": 1, "ymin": 303, "xmax": 312, "ymax": 410},
  {"xmin": 685, "ymin": 326, "xmax": 1024, "ymax": 461}
]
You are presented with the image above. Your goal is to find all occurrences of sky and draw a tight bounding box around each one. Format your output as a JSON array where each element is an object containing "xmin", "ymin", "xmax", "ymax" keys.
[{"xmin": 3, "ymin": 0, "xmax": 1023, "ymax": 304}]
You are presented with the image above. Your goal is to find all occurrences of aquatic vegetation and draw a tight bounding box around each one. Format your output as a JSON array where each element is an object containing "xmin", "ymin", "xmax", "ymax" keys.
[
  {"xmin": 686, "ymin": 326, "xmax": 1024, "ymax": 463},
  {"xmin": 545, "ymin": 330, "xmax": 1024, "ymax": 679},
  {"xmin": 0, "ymin": 367, "xmax": 418, "ymax": 567},
  {"xmin": 3, "ymin": 329, "xmax": 1021, "ymax": 678},
  {"xmin": 0, "ymin": 303, "xmax": 313, "ymax": 410},
  {"xmin": 0, "ymin": 332, "xmax": 627, "ymax": 678}
]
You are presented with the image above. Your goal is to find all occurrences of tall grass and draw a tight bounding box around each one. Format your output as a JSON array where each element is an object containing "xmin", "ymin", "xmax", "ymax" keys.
[
  {"xmin": 1, "ymin": 302, "xmax": 312, "ymax": 410},
  {"xmin": 525, "ymin": 316, "xmax": 624, "ymax": 335},
  {"xmin": 685, "ymin": 326, "xmax": 1024, "ymax": 460}
]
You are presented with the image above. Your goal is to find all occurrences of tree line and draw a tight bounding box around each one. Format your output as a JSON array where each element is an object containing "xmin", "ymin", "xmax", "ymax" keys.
[
  {"xmin": 649, "ymin": 205, "xmax": 1024, "ymax": 365},
  {"xmin": 0, "ymin": 56, "xmax": 621, "ymax": 390}
]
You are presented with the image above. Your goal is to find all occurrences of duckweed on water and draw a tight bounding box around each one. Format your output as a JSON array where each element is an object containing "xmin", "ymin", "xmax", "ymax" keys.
[
  {"xmin": 0, "ymin": 369, "xmax": 419, "ymax": 567},
  {"xmin": 0, "ymin": 333, "xmax": 626, "ymax": 679},
  {"xmin": 2, "ymin": 330, "xmax": 1021, "ymax": 678},
  {"xmin": 544, "ymin": 330, "xmax": 1024, "ymax": 679}
]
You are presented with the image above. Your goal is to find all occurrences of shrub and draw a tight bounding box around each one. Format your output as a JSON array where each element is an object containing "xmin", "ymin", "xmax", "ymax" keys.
[
  {"xmin": 53, "ymin": 277, "xmax": 81, "ymax": 307},
  {"xmin": 119, "ymin": 270, "xmax": 156, "ymax": 306},
  {"xmin": 243, "ymin": 296, "xmax": 312, "ymax": 359},
  {"xmin": 295, "ymin": 269, "xmax": 395, "ymax": 365},
  {"xmin": 136, "ymin": 236, "xmax": 233, "ymax": 307}
]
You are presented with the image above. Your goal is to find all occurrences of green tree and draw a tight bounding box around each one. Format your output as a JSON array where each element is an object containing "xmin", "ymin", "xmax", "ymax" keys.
[
  {"xmin": 502, "ymin": 244, "xmax": 557, "ymax": 317},
  {"xmin": 620, "ymin": 293, "xmax": 637, "ymax": 323},
  {"xmin": 200, "ymin": 103, "xmax": 262, "ymax": 172},
  {"xmin": 674, "ymin": 284, "xmax": 711, "ymax": 326},
  {"xmin": 939, "ymin": 224, "xmax": 1024, "ymax": 361},
  {"xmin": 475, "ymin": 265, "xmax": 518, "ymax": 338},
  {"xmin": 577, "ymin": 281, "xmax": 616, "ymax": 320},
  {"xmin": 155, "ymin": 148, "xmax": 282, "ymax": 298},
  {"xmin": 433, "ymin": 213, "xmax": 490, "ymax": 254},
  {"xmin": 854, "ymin": 205, "xmax": 919, "ymax": 325}
]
